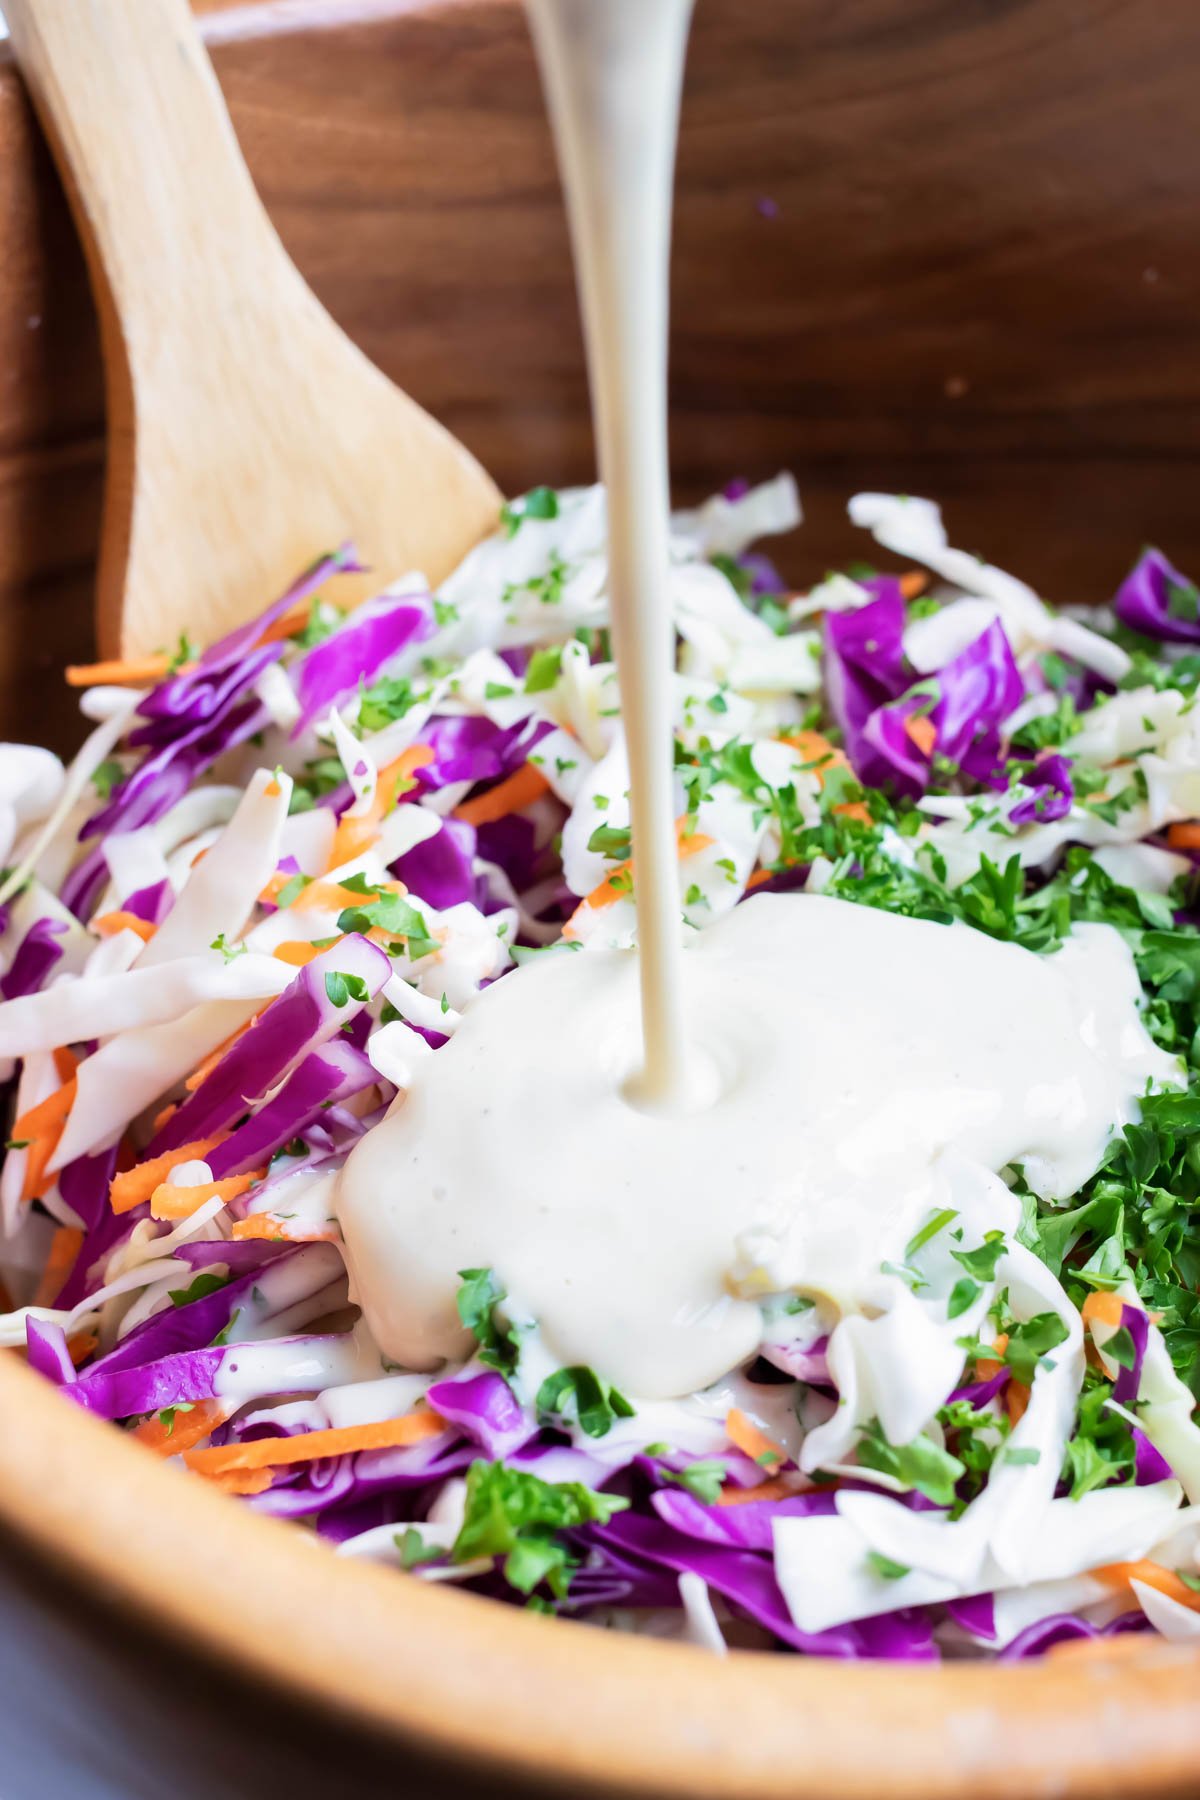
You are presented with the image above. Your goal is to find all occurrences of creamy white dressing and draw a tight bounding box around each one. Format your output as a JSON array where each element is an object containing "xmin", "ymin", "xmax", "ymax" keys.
[{"xmin": 338, "ymin": 893, "xmax": 1172, "ymax": 1397}]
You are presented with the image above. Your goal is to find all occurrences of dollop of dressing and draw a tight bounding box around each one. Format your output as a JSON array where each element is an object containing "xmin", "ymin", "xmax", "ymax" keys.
[{"xmin": 336, "ymin": 893, "xmax": 1173, "ymax": 1398}]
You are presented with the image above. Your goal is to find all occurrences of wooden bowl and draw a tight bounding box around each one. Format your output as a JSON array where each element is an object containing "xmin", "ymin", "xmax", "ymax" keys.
[{"xmin": 1, "ymin": 3, "xmax": 1198, "ymax": 1794}]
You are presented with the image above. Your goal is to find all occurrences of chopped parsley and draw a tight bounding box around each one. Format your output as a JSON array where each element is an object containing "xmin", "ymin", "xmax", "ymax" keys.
[
  {"xmin": 336, "ymin": 889, "xmax": 439, "ymax": 962},
  {"xmin": 535, "ymin": 1365, "xmax": 634, "ymax": 1439},
  {"xmin": 451, "ymin": 1458, "xmax": 626, "ymax": 1598},
  {"xmin": 456, "ymin": 1267, "xmax": 523, "ymax": 1379},
  {"xmin": 324, "ymin": 969, "xmax": 371, "ymax": 1008},
  {"xmin": 499, "ymin": 486, "xmax": 560, "ymax": 538}
]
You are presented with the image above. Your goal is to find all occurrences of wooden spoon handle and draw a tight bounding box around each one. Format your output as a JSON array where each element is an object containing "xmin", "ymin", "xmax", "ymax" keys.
[{"xmin": 5, "ymin": 0, "xmax": 292, "ymax": 367}]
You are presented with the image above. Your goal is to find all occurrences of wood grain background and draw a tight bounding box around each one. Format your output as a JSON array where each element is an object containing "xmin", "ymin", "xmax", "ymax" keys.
[{"xmin": 1, "ymin": 0, "xmax": 1199, "ymax": 750}]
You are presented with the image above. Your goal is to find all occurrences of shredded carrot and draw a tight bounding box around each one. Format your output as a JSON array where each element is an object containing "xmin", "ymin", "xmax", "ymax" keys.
[
  {"xmin": 1081, "ymin": 1290, "xmax": 1126, "ymax": 1372},
  {"xmin": 32, "ymin": 1226, "xmax": 83, "ymax": 1307},
  {"xmin": 65, "ymin": 654, "xmax": 184, "ymax": 688},
  {"xmin": 133, "ymin": 1399, "xmax": 232, "ymax": 1458},
  {"xmin": 52, "ymin": 1046, "xmax": 78, "ymax": 1085},
  {"xmin": 778, "ymin": 729, "xmax": 872, "ymax": 823},
  {"xmin": 289, "ymin": 877, "xmax": 401, "ymax": 916},
  {"xmin": 717, "ymin": 1476, "xmax": 800, "ymax": 1507},
  {"xmin": 1167, "ymin": 822, "xmax": 1200, "ymax": 851},
  {"xmin": 745, "ymin": 868, "xmax": 773, "ymax": 890},
  {"xmin": 725, "ymin": 1407, "xmax": 785, "ymax": 1475},
  {"xmin": 898, "ymin": 571, "xmax": 929, "ymax": 601},
  {"xmin": 152, "ymin": 1102, "xmax": 178, "ymax": 1134},
  {"xmin": 109, "ymin": 1134, "xmax": 229, "ymax": 1215},
  {"xmin": 91, "ymin": 910, "xmax": 155, "ymax": 942},
  {"xmin": 149, "ymin": 1170, "xmax": 264, "ymax": 1221},
  {"xmin": 12, "ymin": 1079, "xmax": 77, "ymax": 1146},
  {"xmin": 905, "ymin": 714, "xmax": 937, "ymax": 758},
  {"xmin": 328, "ymin": 745, "xmax": 435, "ymax": 866},
  {"xmin": 1094, "ymin": 1559, "xmax": 1200, "ymax": 1613},
  {"xmin": 263, "ymin": 777, "xmax": 283, "ymax": 799},
  {"xmin": 1005, "ymin": 1380, "xmax": 1031, "ymax": 1427},
  {"xmin": 254, "ymin": 601, "xmax": 313, "ymax": 647},
  {"xmin": 563, "ymin": 817, "xmax": 713, "ymax": 939},
  {"xmin": 14, "ymin": 1076, "xmax": 77, "ymax": 1204},
  {"xmin": 231, "ymin": 1213, "xmax": 337, "ymax": 1244},
  {"xmin": 209, "ymin": 1468, "xmax": 276, "ymax": 1496},
  {"xmin": 67, "ymin": 1331, "xmax": 98, "ymax": 1367},
  {"xmin": 272, "ymin": 939, "xmax": 340, "ymax": 968},
  {"xmin": 184, "ymin": 1410, "xmax": 446, "ymax": 1479},
  {"xmin": 328, "ymin": 816, "xmax": 380, "ymax": 867},
  {"xmin": 454, "ymin": 762, "xmax": 551, "ymax": 829},
  {"xmin": 975, "ymin": 1332, "xmax": 1009, "ymax": 1383},
  {"xmin": 1081, "ymin": 1290, "xmax": 1125, "ymax": 1332}
]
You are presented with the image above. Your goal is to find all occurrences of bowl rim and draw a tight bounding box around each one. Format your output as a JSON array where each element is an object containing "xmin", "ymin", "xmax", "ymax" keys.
[{"xmin": 0, "ymin": 1352, "xmax": 1197, "ymax": 1799}]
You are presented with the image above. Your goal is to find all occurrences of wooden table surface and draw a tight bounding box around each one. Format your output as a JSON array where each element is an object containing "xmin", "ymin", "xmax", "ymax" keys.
[{"xmin": 0, "ymin": 1515, "xmax": 546, "ymax": 1800}]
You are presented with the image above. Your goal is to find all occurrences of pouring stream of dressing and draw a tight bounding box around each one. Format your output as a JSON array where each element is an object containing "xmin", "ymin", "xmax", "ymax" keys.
[
  {"xmin": 524, "ymin": 0, "xmax": 698, "ymax": 1112},
  {"xmin": 335, "ymin": 0, "xmax": 1177, "ymax": 1400}
]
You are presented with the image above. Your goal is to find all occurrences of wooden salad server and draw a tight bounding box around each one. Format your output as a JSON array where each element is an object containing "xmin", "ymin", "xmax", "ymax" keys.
[{"xmin": 5, "ymin": 0, "xmax": 502, "ymax": 659}]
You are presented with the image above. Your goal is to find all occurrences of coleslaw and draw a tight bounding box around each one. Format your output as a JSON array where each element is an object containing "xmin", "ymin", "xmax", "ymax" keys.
[{"xmin": 2, "ymin": 477, "xmax": 1199, "ymax": 1659}]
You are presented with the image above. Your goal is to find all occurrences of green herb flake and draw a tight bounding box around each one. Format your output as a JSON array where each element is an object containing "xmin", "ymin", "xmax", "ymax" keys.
[
  {"xmin": 535, "ymin": 1365, "xmax": 635, "ymax": 1439},
  {"xmin": 324, "ymin": 969, "xmax": 371, "ymax": 1008},
  {"xmin": 452, "ymin": 1457, "xmax": 626, "ymax": 1599},
  {"xmin": 865, "ymin": 1550, "xmax": 911, "ymax": 1581}
]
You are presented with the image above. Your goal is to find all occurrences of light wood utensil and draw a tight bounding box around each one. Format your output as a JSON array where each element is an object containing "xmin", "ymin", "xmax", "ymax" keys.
[{"xmin": 4, "ymin": 0, "xmax": 502, "ymax": 659}]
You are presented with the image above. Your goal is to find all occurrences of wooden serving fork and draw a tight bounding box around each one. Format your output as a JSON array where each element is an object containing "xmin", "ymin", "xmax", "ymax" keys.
[{"xmin": 5, "ymin": 0, "xmax": 502, "ymax": 657}]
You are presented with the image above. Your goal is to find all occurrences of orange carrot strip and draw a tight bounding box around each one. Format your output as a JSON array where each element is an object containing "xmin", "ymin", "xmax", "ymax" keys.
[
  {"xmin": 717, "ymin": 1476, "xmax": 799, "ymax": 1508},
  {"xmin": 1005, "ymin": 1381, "xmax": 1031, "ymax": 1427},
  {"xmin": 149, "ymin": 1171, "xmax": 263, "ymax": 1222},
  {"xmin": 725, "ymin": 1407, "xmax": 785, "ymax": 1475},
  {"xmin": 65, "ymin": 655, "xmax": 178, "ymax": 688},
  {"xmin": 454, "ymin": 762, "xmax": 551, "ymax": 829},
  {"xmin": 109, "ymin": 1134, "xmax": 229, "ymax": 1215},
  {"xmin": 263, "ymin": 778, "xmax": 283, "ymax": 799},
  {"xmin": 1093, "ymin": 1560, "xmax": 1200, "ymax": 1613},
  {"xmin": 134, "ymin": 1398, "xmax": 232, "ymax": 1458},
  {"xmin": 778, "ymin": 729, "xmax": 871, "ymax": 823},
  {"xmin": 254, "ymin": 601, "xmax": 313, "ymax": 647},
  {"xmin": 210, "ymin": 1468, "xmax": 276, "ymax": 1496},
  {"xmin": 563, "ymin": 818, "xmax": 713, "ymax": 939},
  {"xmin": 32, "ymin": 1226, "xmax": 83, "ymax": 1307},
  {"xmin": 184, "ymin": 1410, "xmax": 446, "ymax": 1479},
  {"xmin": 91, "ymin": 910, "xmax": 155, "ymax": 943},
  {"xmin": 231, "ymin": 1214, "xmax": 337, "ymax": 1244},
  {"xmin": 152, "ymin": 1102, "xmax": 178, "ymax": 1134},
  {"xmin": 67, "ymin": 1332, "xmax": 98, "ymax": 1367},
  {"xmin": 289, "ymin": 878, "xmax": 395, "ymax": 915},
  {"xmin": 899, "ymin": 571, "xmax": 928, "ymax": 601},
  {"xmin": 327, "ymin": 817, "xmax": 380, "ymax": 867},
  {"xmin": 52, "ymin": 1046, "xmax": 78, "ymax": 1085},
  {"xmin": 12, "ymin": 1079, "xmax": 77, "ymax": 1146},
  {"xmin": 905, "ymin": 714, "xmax": 937, "ymax": 758},
  {"xmin": 1081, "ymin": 1291, "xmax": 1125, "ymax": 1332},
  {"xmin": 272, "ymin": 938, "xmax": 345, "ymax": 968},
  {"xmin": 15, "ymin": 1076, "xmax": 77, "ymax": 1205},
  {"xmin": 745, "ymin": 869, "xmax": 773, "ymax": 891},
  {"xmin": 975, "ymin": 1332, "xmax": 1009, "ymax": 1384},
  {"xmin": 1167, "ymin": 823, "xmax": 1200, "ymax": 851},
  {"xmin": 328, "ymin": 746, "xmax": 435, "ymax": 867}
]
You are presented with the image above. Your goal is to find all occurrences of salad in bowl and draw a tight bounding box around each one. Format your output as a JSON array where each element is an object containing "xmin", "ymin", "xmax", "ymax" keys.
[{"xmin": 1, "ymin": 476, "xmax": 1199, "ymax": 1662}]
